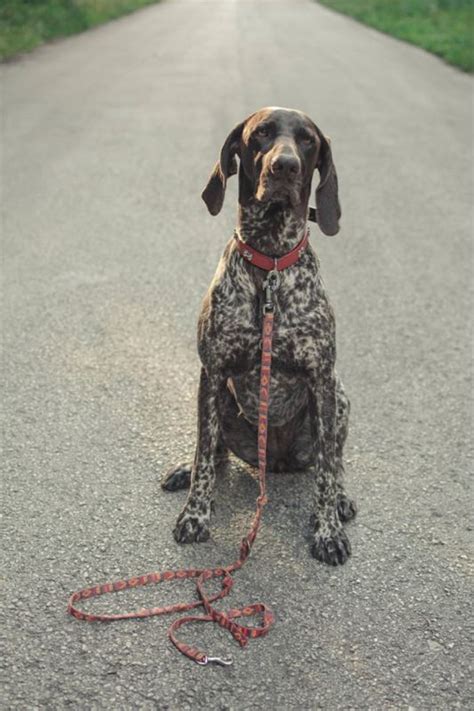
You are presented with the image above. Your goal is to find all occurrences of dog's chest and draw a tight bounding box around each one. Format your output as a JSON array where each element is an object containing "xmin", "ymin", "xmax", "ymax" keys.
[{"xmin": 206, "ymin": 258, "xmax": 330, "ymax": 370}]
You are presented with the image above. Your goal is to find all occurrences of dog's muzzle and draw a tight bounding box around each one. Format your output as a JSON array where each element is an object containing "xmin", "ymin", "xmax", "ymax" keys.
[{"xmin": 256, "ymin": 148, "xmax": 302, "ymax": 205}]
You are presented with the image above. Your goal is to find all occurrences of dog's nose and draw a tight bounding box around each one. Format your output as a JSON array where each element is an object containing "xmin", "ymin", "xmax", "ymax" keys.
[{"xmin": 271, "ymin": 153, "xmax": 300, "ymax": 178}]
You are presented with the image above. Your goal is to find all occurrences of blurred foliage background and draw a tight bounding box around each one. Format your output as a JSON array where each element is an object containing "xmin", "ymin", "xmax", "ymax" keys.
[
  {"xmin": 0, "ymin": 0, "xmax": 161, "ymax": 60},
  {"xmin": 318, "ymin": 0, "xmax": 473, "ymax": 71},
  {"xmin": 1, "ymin": 0, "xmax": 473, "ymax": 71}
]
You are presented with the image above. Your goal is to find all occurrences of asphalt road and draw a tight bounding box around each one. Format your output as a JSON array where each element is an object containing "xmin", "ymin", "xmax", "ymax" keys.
[{"xmin": 2, "ymin": 0, "xmax": 473, "ymax": 708}]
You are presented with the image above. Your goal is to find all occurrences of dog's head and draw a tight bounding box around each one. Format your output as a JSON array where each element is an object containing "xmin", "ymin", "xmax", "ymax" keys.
[{"xmin": 201, "ymin": 107, "xmax": 340, "ymax": 235}]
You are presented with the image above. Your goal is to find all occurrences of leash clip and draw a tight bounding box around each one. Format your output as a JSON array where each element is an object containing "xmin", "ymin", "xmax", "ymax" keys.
[
  {"xmin": 196, "ymin": 655, "xmax": 233, "ymax": 667},
  {"xmin": 263, "ymin": 266, "xmax": 280, "ymax": 313}
]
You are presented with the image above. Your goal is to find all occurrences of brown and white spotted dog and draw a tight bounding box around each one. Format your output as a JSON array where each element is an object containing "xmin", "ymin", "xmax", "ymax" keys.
[{"xmin": 162, "ymin": 107, "xmax": 357, "ymax": 565}]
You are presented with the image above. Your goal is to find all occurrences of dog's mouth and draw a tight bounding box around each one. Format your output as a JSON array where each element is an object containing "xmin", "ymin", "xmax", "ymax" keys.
[{"xmin": 255, "ymin": 176, "xmax": 302, "ymax": 208}]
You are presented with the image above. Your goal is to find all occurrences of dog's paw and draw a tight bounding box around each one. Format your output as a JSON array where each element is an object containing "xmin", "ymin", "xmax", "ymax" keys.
[
  {"xmin": 161, "ymin": 463, "xmax": 192, "ymax": 491},
  {"xmin": 173, "ymin": 509, "xmax": 210, "ymax": 544},
  {"xmin": 311, "ymin": 528, "xmax": 351, "ymax": 565},
  {"xmin": 336, "ymin": 493, "xmax": 357, "ymax": 523}
]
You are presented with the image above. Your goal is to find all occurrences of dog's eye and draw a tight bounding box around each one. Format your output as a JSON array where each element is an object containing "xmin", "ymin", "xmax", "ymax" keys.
[
  {"xmin": 256, "ymin": 125, "xmax": 270, "ymax": 138},
  {"xmin": 299, "ymin": 133, "xmax": 314, "ymax": 145}
]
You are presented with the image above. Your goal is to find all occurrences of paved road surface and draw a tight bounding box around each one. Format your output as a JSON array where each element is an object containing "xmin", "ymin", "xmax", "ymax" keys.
[{"xmin": 2, "ymin": 0, "xmax": 472, "ymax": 708}]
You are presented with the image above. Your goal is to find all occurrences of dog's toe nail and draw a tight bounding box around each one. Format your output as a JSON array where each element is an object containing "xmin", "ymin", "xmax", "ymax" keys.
[
  {"xmin": 335, "ymin": 531, "xmax": 351, "ymax": 563},
  {"xmin": 337, "ymin": 494, "xmax": 357, "ymax": 523},
  {"xmin": 311, "ymin": 529, "xmax": 351, "ymax": 565},
  {"xmin": 196, "ymin": 528, "xmax": 210, "ymax": 542}
]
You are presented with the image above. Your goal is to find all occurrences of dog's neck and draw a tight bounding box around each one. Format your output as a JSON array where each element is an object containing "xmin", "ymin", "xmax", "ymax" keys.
[{"xmin": 236, "ymin": 200, "xmax": 308, "ymax": 257}]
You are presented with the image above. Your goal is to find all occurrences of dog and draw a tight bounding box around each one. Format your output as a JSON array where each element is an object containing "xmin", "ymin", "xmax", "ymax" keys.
[{"xmin": 161, "ymin": 107, "xmax": 356, "ymax": 565}]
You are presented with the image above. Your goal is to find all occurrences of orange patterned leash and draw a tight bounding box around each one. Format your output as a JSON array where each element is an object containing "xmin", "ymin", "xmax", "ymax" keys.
[{"xmin": 67, "ymin": 272, "xmax": 279, "ymax": 666}]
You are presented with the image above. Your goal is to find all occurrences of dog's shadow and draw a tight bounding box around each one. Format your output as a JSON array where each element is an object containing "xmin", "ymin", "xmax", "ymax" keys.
[{"xmin": 160, "ymin": 456, "xmax": 316, "ymax": 566}]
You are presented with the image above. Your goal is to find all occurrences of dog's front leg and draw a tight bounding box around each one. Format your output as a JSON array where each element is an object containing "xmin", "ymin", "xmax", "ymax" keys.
[
  {"xmin": 308, "ymin": 365, "xmax": 351, "ymax": 565},
  {"xmin": 173, "ymin": 367, "xmax": 222, "ymax": 544}
]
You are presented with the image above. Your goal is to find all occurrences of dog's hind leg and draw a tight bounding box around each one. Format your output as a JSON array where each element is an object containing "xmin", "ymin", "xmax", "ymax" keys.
[
  {"xmin": 161, "ymin": 463, "xmax": 192, "ymax": 491},
  {"xmin": 334, "ymin": 377, "xmax": 357, "ymax": 523},
  {"xmin": 161, "ymin": 437, "xmax": 228, "ymax": 493}
]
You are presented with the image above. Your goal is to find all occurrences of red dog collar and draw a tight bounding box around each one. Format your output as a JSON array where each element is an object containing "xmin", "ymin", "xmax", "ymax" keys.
[{"xmin": 234, "ymin": 229, "xmax": 309, "ymax": 271}]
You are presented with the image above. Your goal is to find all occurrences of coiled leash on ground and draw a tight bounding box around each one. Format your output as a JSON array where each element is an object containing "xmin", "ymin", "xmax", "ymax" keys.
[{"xmin": 68, "ymin": 229, "xmax": 309, "ymax": 666}]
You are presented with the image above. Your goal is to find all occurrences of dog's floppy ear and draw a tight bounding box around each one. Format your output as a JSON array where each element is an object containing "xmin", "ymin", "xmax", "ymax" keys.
[
  {"xmin": 201, "ymin": 121, "xmax": 245, "ymax": 216},
  {"xmin": 314, "ymin": 131, "xmax": 341, "ymax": 236}
]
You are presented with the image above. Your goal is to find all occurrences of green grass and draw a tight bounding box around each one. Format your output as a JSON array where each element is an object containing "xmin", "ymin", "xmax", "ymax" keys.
[
  {"xmin": 318, "ymin": 0, "xmax": 474, "ymax": 71},
  {"xmin": 0, "ymin": 0, "xmax": 162, "ymax": 61}
]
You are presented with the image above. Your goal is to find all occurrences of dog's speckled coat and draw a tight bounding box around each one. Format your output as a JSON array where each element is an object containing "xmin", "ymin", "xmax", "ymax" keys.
[{"xmin": 162, "ymin": 108, "xmax": 356, "ymax": 565}]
